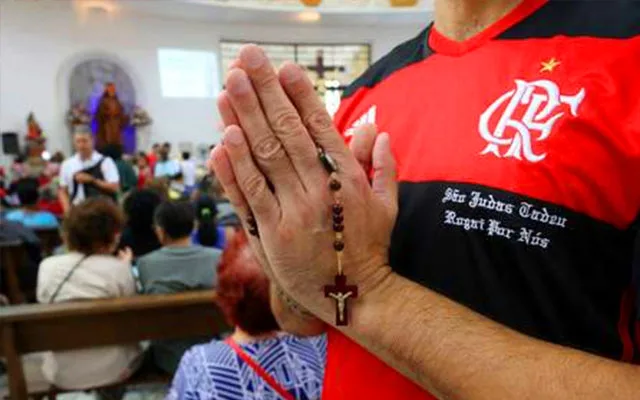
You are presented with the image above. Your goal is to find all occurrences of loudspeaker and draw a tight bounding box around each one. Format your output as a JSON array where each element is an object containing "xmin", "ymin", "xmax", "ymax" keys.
[{"xmin": 1, "ymin": 132, "xmax": 19, "ymax": 155}]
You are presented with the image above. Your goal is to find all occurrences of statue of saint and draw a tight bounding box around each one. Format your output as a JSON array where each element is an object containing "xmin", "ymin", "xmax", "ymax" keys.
[{"xmin": 96, "ymin": 82, "xmax": 128, "ymax": 149}]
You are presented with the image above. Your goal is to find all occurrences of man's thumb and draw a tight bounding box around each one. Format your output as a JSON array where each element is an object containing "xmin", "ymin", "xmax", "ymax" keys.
[{"xmin": 371, "ymin": 133, "xmax": 397, "ymax": 214}]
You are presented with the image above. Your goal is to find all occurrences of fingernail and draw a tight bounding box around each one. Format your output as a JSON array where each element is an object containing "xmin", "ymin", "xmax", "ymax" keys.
[
  {"xmin": 225, "ymin": 127, "xmax": 244, "ymax": 146},
  {"xmin": 228, "ymin": 70, "xmax": 251, "ymax": 94},
  {"xmin": 242, "ymin": 45, "xmax": 265, "ymax": 69},
  {"xmin": 280, "ymin": 64, "xmax": 302, "ymax": 84}
]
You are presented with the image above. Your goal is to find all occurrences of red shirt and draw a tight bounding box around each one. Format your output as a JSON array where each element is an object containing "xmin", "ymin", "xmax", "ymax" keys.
[
  {"xmin": 325, "ymin": 0, "xmax": 640, "ymax": 398},
  {"xmin": 147, "ymin": 153, "xmax": 158, "ymax": 172}
]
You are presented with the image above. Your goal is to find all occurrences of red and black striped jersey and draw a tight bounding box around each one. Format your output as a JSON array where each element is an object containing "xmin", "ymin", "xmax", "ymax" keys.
[{"xmin": 323, "ymin": 0, "xmax": 640, "ymax": 398}]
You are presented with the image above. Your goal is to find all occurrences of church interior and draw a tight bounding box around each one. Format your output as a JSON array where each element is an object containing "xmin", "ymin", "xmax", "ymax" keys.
[{"xmin": 0, "ymin": 0, "xmax": 430, "ymax": 399}]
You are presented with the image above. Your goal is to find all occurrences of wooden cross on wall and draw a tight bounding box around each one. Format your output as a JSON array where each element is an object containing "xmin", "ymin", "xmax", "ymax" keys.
[{"xmin": 305, "ymin": 49, "xmax": 347, "ymax": 93}]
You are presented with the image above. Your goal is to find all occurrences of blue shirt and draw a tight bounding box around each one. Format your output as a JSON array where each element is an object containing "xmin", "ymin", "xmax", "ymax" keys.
[
  {"xmin": 169, "ymin": 334, "xmax": 326, "ymax": 400},
  {"xmin": 154, "ymin": 160, "xmax": 181, "ymax": 178},
  {"xmin": 5, "ymin": 210, "xmax": 59, "ymax": 229}
]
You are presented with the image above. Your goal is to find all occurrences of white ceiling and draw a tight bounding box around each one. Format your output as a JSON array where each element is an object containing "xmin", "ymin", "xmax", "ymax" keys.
[{"xmin": 117, "ymin": 0, "xmax": 433, "ymax": 26}]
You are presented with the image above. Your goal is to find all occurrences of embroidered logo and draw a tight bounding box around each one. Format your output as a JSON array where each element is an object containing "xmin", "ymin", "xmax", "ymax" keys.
[
  {"xmin": 345, "ymin": 105, "xmax": 377, "ymax": 138},
  {"xmin": 479, "ymin": 79, "xmax": 585, "ymax": 163}
]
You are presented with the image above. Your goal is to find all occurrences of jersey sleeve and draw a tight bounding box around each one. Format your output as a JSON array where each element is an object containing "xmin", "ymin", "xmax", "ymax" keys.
[{"xmin": 333, "ymin": 90, "xmax": 366, "ymax": 145}]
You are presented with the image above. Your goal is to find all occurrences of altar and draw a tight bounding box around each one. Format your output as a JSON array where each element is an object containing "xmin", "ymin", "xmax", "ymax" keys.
[{"xmin": 67, "ymin": 58, "xmax": 151, "ymax": 153}]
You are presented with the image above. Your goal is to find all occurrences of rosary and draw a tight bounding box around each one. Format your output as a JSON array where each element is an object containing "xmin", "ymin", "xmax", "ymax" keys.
[{"xmin": 247, "ymin": 147, "xmax": 358, "ymax": 326}]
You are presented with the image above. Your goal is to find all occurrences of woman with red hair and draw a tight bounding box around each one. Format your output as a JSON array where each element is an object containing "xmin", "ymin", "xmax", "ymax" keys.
[{"xmin": 169, "ymin": 230, "xmax": 326, "ymax": 400}]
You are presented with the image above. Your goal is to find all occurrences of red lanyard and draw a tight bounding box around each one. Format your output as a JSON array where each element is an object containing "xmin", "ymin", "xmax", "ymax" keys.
[{"xmin": 226, "ymin": 338, "xmax": 295, "ymax": 400}]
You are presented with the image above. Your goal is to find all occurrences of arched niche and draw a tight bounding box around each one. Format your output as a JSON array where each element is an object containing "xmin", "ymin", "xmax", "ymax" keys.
[{"xmin": 57, "ymin": 52, "xmax": 143, "ymax": 154}]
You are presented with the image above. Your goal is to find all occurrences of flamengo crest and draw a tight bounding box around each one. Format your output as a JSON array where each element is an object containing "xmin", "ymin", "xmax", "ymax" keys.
[{"xmin": 479, "ymin": 79, "xmax": 586, "ymax": 163}]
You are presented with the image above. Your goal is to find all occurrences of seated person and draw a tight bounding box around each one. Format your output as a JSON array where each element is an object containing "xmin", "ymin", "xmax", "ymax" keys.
[
  {"xmin": 120, "ymin": 189, "xmax": 162, "ymax": 259},
  {"xmin": 5, "ymin": 178, "xmax": 58, "ymax": 229},
  {"xmin": 168, "ymin": 173, "xmax": 188, "ymax": 201},
  {"xmin": 37, "ymin": 198, "xmax": 142, "ymax": 390},
  {"xmin": 137, "ymin": 200, "xmax": 221, "ymax": 373},
  {"xmin": 191, "ymin": 196, "xmax": 234, "ymax": 250},
  {"xmin": 0, "ymin": 215, "xmax": 41, "ymax": 300},
  {"xmin": 135, "ymin": 152, "xmax": 152, "ymax": 189},
  {"xmin": 153, "ymin": 143, "xmax": 180, "ymax": 179},
  {"xmin": 169, "ymin": 230, "xmax": 326, "ymax": 400},
  {"xmin": 102, "ymin": 144, "xmax": 137, "ymax": 194},
  {"xmin": 179, "ymin": 151, "xmax": 197, "ymax": 195}
]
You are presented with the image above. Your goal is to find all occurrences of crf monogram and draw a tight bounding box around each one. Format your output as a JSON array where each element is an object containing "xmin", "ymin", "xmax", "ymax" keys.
[{"xmin": 479, "ymin": 79, "xmax": 585, "ymax": 163}]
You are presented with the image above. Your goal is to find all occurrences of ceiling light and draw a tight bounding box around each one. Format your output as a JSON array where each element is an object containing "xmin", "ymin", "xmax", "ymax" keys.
[
  {"xmin": 74, "ymin": 0, "xmax": 118, "ymax": 14},
  {"xmin": 297, "ymin": 10, "xmax": 321, "ymax": 23},
  {"xmin": 300, "ymin": 0, "xmax": 323, "ymax": 6}
]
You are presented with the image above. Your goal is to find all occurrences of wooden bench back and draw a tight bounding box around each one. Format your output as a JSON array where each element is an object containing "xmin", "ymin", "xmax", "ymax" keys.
[{"xmin": 0, "ymin": 291, "xmax": 228, "ymax": 399}]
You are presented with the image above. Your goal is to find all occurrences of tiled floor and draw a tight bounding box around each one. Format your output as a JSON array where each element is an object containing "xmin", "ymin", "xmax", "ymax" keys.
[{"xmin": 1, "ymin": 354, "xmax": 167, "ymax": 400}]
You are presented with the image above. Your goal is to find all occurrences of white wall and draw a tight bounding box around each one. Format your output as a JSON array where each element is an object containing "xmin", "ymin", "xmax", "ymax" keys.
[{"xmin": 0, "ymin": 1, "xmax": 425, "ymax": 164}]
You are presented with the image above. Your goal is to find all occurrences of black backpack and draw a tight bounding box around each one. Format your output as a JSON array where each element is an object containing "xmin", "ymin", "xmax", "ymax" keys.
[{"xmin": 70, "ymin": 158, "xmax": 116, "ymax": 202}]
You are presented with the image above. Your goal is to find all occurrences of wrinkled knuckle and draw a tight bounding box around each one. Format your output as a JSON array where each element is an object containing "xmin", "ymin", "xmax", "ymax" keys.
[
  {"xmin": 240, "ymin": 174, "xmax": 268, "ymax": 198},
  {"xmin": 237, "ymin": 97, "xmax": 261, "ymax": 114},
  {"xmin": 272, "ymin": 111, "xmax": 303, "ymax": 137},
  {"xmin": 304, "ymin": 109, "xmax": 334, "ymax": 133},
  {"xmin": 252, "ymin": 135, "xmax": 286, "ymax": 162},
  {"xmin": 254, "ymin": 70, "xmax": 280, "ymax": 88}
]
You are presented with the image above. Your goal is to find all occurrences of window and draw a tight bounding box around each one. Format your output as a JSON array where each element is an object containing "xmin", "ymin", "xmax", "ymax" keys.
[
  {"xmin": 221, "ymin": 42, "xmax": 371, "ymax": 116},
  {"xmin": 158, "ymin": 48, "xmax": 220, "ymax": 99}
]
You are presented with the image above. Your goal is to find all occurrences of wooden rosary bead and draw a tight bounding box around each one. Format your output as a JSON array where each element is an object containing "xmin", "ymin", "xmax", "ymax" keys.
[
  {"xmin": 332, "ymin": 203, "xmax": 344, "ymax": 215},
  {"xmin": 333, "ymin": 240, "xmax": 345, "ymax": 251},
  {"xmin": 329, "ymin": 179, "xmax": 342, "ymax": 192},
  {"xmin": 333, "ymin": 214, "xmax": 344, "ymax": 224},
  {"xmin": 333, "ymin": 223, "xmax": 344, "ymax": 233}
]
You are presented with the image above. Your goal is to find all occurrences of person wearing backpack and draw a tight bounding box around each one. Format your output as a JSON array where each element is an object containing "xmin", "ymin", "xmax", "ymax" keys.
[{"xmin": 58, "ymin": 127, "xmax": 120, "ymax": 214}]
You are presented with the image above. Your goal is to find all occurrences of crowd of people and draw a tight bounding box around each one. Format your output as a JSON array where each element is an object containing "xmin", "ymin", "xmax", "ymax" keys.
[{"xmin": 0, "ymin": 127, "xmax": 326, "ymax": 399}]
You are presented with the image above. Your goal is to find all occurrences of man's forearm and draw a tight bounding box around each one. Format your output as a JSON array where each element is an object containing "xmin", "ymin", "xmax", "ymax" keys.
[
  {"xmin": 270, "ymin": 283, "xmax": 326, "ymax": 337},
  {"xmin": 58, "ymin": 189, "xmax": 71, "ymax": 214},
  {"xmin": 343, "ymin": 273, "xmax": 639, "ymax": 400}
]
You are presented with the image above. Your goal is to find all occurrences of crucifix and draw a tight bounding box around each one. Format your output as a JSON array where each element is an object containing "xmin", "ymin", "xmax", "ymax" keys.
[
  {"xmin": 306, "ymin": 49, "xmax": 346, "ymax": 79},
  {"xmin": 317, "ymin": 148, "xmax": 360, "ymax": 326},
  {"xmin": 305, "ymin": 49, "xmax": 347, "ymax": 95},
  {"xmin": 324, "ymin": 274, "xmax": 358, "ymax": 326}
]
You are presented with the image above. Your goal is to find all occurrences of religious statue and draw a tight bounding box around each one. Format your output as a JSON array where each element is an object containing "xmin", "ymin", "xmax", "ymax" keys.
[
  {"xmin": 26, "ymin": 112, "xmax": 43, "ymax": 140},
  {"xmin": 24, "ymin": 112, "xmax": 47, "ymax": 175},
  {"xmin": 96, "ymin": 82, "xmax": 128, "ymax": 149}
]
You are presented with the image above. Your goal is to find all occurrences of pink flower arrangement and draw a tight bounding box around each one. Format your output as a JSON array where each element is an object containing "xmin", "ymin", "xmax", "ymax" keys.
[
  {"xmin": 131, "ymin": 106, "xmax": 152, "ymax": 128},
  {"xmin": 66, "ymin": 104, "xmax": 92, "ymax": 127}
]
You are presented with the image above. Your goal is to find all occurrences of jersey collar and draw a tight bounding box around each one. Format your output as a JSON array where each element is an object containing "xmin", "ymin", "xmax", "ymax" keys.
[{"xmin": 428, "ymin": 0, "xmax": 548, "ymax": 56}]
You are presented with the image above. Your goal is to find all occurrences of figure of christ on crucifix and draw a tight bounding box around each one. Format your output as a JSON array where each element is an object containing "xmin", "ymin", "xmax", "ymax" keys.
[{"xmin": 324, "ymin": 273, "xmax": 359, "ymax": 326}]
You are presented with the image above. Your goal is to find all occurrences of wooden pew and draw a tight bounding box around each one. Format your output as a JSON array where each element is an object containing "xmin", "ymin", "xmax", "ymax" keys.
[{"xmin": 0, "ymin": 290, "xmax": 229, "ymax": 399}]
